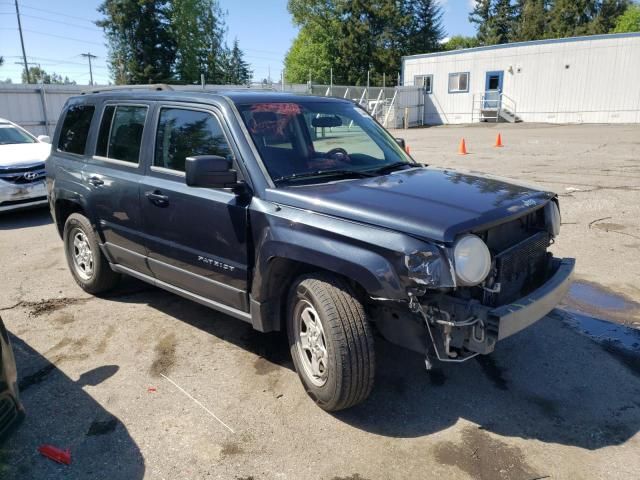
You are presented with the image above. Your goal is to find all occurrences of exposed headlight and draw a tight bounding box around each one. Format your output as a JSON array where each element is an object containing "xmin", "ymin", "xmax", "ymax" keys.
[
  {"xmin": 545, "ymin": 201, "xmax": 561, "ymax": 237},
  {"xmin": 404, "ymin": 247, "xmax": 455, "ymax": 288},
  {"xmin": 453, "ymin": 234, "xmax": 491, "ymax": 286}
]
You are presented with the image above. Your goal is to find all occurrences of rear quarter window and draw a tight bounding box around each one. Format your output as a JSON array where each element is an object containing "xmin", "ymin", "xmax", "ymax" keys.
[
  {"xmin": 95, "ymin": 105, "xmax": 147, "ymax": 164},
  {"xmin": 57, "ymin": 104, "xmax": 95, "ymax": 155}
]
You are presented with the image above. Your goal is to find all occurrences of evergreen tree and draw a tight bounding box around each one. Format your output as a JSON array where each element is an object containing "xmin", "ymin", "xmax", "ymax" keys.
[
  {"xmin": 515, "ymin": 0, "xmax": 547, "ymax": 41},
  {"xmin": 469, "ymin": 0, "xmax": 493, "ymax": 44},
  {"xmin": 227, "ymin": 38, "xmax": 252, "ymax": 85},
  {"xmin": 405, "ymin": 0, "xmax": 446, "ymax": 54},
  {"xmin": 442, "ymin": 36, "xmax": 481, "ymax": 50},
  {"xmin": 97, "ymin": 0, "xmax": 176, "ymax": 84}
]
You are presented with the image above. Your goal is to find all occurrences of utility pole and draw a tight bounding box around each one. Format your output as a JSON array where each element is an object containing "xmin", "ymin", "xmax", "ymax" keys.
[
  {"xmin": 81, "ymin": 52, "xmax": 97, "ymax": 86},
  {"xmin": 14, "ymin": 0, "xmax": 30, "ymax": 84}
]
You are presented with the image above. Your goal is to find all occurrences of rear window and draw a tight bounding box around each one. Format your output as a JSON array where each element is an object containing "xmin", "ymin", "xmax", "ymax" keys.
[
  {"xmin": 57, "ymin": 104, "xmax": 95, "ymax": 154},
  {"xmin": 95, "ymin": 105, "xmax": 148, "ymax": 164}
]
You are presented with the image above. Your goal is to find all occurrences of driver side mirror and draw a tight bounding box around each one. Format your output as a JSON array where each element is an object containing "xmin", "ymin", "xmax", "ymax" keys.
[
  {"xmin": 185, "ymin": 155, "xmax": 237, "ymax": 189},
  {"xmin": 395, "ymin": 138, "xmax": 406, "ymax": 149},
  {"xmin": 37, "ymin": 135, "xmax": 51, "ymax": 143}
]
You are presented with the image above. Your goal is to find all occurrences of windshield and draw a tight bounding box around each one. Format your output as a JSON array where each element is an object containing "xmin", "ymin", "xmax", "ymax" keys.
[
  {"xmin": 237, "ymin": 101, "xmax": 414, "ymax": 184},
  {"xmin": 0, "ymin": 124, "xmax": 36, "ymax": 145}
]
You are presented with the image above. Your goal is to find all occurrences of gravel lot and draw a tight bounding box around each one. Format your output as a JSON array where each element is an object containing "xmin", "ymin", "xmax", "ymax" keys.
[{"xmin": 1, "ymin": 123, "xmax": 639, "ymax": 480}]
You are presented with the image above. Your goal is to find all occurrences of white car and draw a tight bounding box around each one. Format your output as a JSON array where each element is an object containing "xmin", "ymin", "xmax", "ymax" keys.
[{"xmin": 0, "ymin": 118, "xmax": 51, "ymax": 213}]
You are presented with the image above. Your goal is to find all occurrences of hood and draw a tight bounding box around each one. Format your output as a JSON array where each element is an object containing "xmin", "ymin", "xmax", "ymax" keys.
[
  {"xmin": 0, "ymin": 142, "xmax": 51, "ymax": 167},
  {"xmin": 265, "ymin": 167, "xmax": 555, "ymax": 243}
]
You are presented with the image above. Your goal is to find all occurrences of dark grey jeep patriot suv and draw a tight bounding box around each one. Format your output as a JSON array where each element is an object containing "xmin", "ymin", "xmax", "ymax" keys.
[{"xmin": 47, "ymin": 87, "xmax": 575, "ymax": 411}]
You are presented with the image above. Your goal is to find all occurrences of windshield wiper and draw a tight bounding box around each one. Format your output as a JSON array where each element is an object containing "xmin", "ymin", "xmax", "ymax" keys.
[
  {"xmin": 368, "ymin": 162, "xmax": 417, "ymax": 176},
  {"xmin": 273, "ymin": 169, "xmax": 376, "ymax": 184}
]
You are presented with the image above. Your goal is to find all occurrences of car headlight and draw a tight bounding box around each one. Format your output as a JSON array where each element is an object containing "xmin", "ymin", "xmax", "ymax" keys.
[
  {"xmin": 404, "ymin": 246, "xmax": 455, "ymax": 288},
  {"xmin": 453, "ymin": 234, "xmax": 491, "ymax": 286},
  {"xmin": 545, "ymin": 201, "xmax": 561, "ymax": 237}
]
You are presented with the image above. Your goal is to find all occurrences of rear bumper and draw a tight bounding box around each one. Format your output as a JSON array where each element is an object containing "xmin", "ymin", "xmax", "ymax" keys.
[
  {"xmin": 491, "ymin": 257, "xmax": 575, "ymax": 341},
  {"xmin": 0, "ymin": 179, "xmax": 48, "ymax": 212}
]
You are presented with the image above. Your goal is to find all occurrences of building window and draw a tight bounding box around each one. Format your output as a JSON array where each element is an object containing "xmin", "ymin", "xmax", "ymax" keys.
[
  {"xmin": 414, "ymin": 75, "xmax": 433, "ymax": 94},
  {"xmin": 448, "ymin": 72, "xmax": 469, "ymax": 93}
]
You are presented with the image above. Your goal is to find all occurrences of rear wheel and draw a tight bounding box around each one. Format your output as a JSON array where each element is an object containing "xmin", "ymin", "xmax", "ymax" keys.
[
  {"xmin": 287, "ymin": 273, "xmax": 375, "ymax": 411},
  {"xmin": 63, "ymin": 213, "xmax": 120, "ymax": 294}
]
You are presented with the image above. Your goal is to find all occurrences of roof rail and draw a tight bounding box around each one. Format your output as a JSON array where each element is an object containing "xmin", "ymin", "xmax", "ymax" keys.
[{"xmin": 81, "ymin": 84, "xmax": 174, "ymax": 95}]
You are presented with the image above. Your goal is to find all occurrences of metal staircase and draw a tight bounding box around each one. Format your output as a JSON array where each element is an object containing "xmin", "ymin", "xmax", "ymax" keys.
[{"xmin": 472, "ymin": 93, "xmax": 521, "ymax": 123}]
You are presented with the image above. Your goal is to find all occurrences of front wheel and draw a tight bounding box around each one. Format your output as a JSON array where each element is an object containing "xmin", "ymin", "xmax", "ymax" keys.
[
  {"xmin": 287, "ymin": 273, "xmax": 375, "ymax": 411},
  {"xmin": 63, "ymin": 213, "xmax": 120, "ymax": 294}
]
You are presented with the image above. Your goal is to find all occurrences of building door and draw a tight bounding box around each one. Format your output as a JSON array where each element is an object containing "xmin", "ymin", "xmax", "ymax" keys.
[{"xmin": 484, "ymin": 71, "xmax": 504, "ymax": 109}]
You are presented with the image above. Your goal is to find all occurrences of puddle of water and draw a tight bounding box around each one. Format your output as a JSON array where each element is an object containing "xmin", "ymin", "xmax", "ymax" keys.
[
  {"xmin": 561, "ymin": 280, "xmax": 640, "ymax": 326},
  {"xmin": 561, "ymin": 310, "xmax": 640, "ymax": 352},
  {"xmin": 568, "ymin": 282, "xmax": 637, "ymax": 311}
]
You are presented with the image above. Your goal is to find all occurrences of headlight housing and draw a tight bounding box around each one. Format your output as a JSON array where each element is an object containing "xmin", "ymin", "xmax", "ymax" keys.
[
  {"xmin": 545, "ymin": 201, "xmax": 561, "ymax": 237},
  {"xmin": 453, "ymin": 234, "xmax": 491, "ymax": 286},
  {"xmin": 404, "ymin": 246, "xmax": 455, "ymax": 288}
]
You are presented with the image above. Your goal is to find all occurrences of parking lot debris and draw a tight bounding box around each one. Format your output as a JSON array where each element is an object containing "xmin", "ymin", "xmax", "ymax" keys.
[
  {"xmin": 458, "ymin": 138, "xmax": 468, "ymax": 155},
  {"xmin": 495, "ymin": 133, "xmax": 504, "ymax": 147},
  {"xmin": 38, "ymin": 445, "xmax": 72, "ymax": 465}
]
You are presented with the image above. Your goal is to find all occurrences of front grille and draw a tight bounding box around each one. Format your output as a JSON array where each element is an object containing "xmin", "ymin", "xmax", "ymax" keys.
[
  {"xmin": 488, "ymin": 231, "xmax": 551, "ymax": 306},
  {"xmin": 0, "ymin": 395, "xmax": 19, "ymax": 437},
  {"xmin": 0, "ymin": 164, "xmax": 46, "ymax": 184}
]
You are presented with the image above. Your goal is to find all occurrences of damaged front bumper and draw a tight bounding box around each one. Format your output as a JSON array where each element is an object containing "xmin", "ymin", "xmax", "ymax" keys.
[
  {"xmin": 415, "ymin": 257, "xmax": 575, "ymax": 362},
  {"xmin": 0, "ymin": 178, "xmax": 48, "ymax": 213}
]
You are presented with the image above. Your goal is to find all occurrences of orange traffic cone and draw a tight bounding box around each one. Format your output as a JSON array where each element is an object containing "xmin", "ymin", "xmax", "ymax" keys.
[
  {"xmin": 494, "ymin": 133, "xmax": 504, "ymax": 147},
  {"xmin": 458, "ymin": 138, "xmax": 468, "ymax": 155}
]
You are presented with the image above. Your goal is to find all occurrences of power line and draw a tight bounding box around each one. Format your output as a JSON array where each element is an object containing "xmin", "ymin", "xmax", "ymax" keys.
[
  {"xmin": 13, "ymin": 2, "xmax": 97, "ymax": 24},
  {"xmin": 22, "ymin": 29, "xmax": 105, "ymax": 46},
  {"xmin": 19, "ymin": 13, "xmax": 100, "ymax": 31}
]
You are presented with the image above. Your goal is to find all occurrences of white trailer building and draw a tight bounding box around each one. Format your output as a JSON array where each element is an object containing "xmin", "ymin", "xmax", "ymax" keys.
[{"xmin": 401, "ymin": 32, "xmax": 640, "ymax": 125}]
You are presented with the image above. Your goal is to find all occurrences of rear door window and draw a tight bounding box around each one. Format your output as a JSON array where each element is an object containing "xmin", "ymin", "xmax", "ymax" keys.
[
  {"xmin": 95, "ymin": 105, "xmax": 148, "ymax": 164},
  {"xmin": 153, "ymin": 108, "xmax": 233, "ymax": 173},
  {"xmin": 58, "ymin": 104, "xmax": 95, "ymax": 155}
]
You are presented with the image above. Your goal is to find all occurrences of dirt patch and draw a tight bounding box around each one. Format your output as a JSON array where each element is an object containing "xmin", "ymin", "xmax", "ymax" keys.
[
  {"xmin": 593, "ymin": 222, "xmax": 626, "ymax": 232},
  {"xmin": 433, "ymin": 426, "xmax": 539, "ymax": 480},
  {"xmin": 254, "ymin": 356, "xmax": 279, "ymax": 376},
  {"xmin": 1, "ymin": 297, "xmax": 89, "ymax": 317},
  {"xmin": 221, "ymin": 442, "xmax": 244, "ymax": 456},
  {"xmin": 150, "ymin": 333, "xmax": 177, "ymax": 377},
  {"xmin": 96, "ymin": 325, "xmax": 116, "ymax": 354},
  {"xmin": 53, "ymin": 312, "xmax": 75, "ymax": 325},
  {"xmin": 331, "ymin": 475, "xmax": 370, "ymax": 480}
]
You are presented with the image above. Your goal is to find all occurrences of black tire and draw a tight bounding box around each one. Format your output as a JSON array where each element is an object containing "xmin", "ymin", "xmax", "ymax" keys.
[
  {"xmin": 287, "ymin": 273, "xmax": 375, "ymax": 411},
  {"xmin": 63, "ymin": 213, "xmax": 120, "ymax": 294}
]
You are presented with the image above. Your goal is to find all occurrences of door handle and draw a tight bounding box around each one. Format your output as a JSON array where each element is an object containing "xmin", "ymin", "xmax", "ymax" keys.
[
  {"xmin": 145, "ymin": 190, "xmax": 169, "ymax": 207},
  {"xmin": 88, "ymin": 175, "xmax": 104, "ymax": 186}
]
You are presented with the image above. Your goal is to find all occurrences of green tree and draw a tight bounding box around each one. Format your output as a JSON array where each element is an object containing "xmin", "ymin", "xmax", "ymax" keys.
[
  {"xmin": 97, "ymin": 0, "xmax": 176, "ymax": 84},
  {"xmin": 469, "ymin": 0, "xmax": 493, "ymax": 44},
  {"xmin": 169, "ymin": 0, "xmax": 228, "ymax": 84},
  {"xmin": 226, "ymin": 38, "xmax": 252, "ymax": 85},
  {"xmin": 613, "ymin": 3, "xmax": 640, "ymax": 32},
  {"xmin": 405, "ymin": 0, "xmax": 446, "ymax": 54},
  {"xmin": 284, "ymin": 26, "xmax": 332, "ymax": 83},
  {"xmin": 21, "ymin": 66, "xmax": 76, "ymax": 84},
  {"xmin": 442, "ymin": 35, "xmax": 481, "ymax": 50},
  {"xmin": 0, "ymin": 56, "xmax": 4, "ymax": 67},
  {"xmin": 515, "ymin": 0, "xmax": 548, "ymax": 40},
  {"xmin": 546, "ymin": 0, "xmax": 628, "ymax": 37}
]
